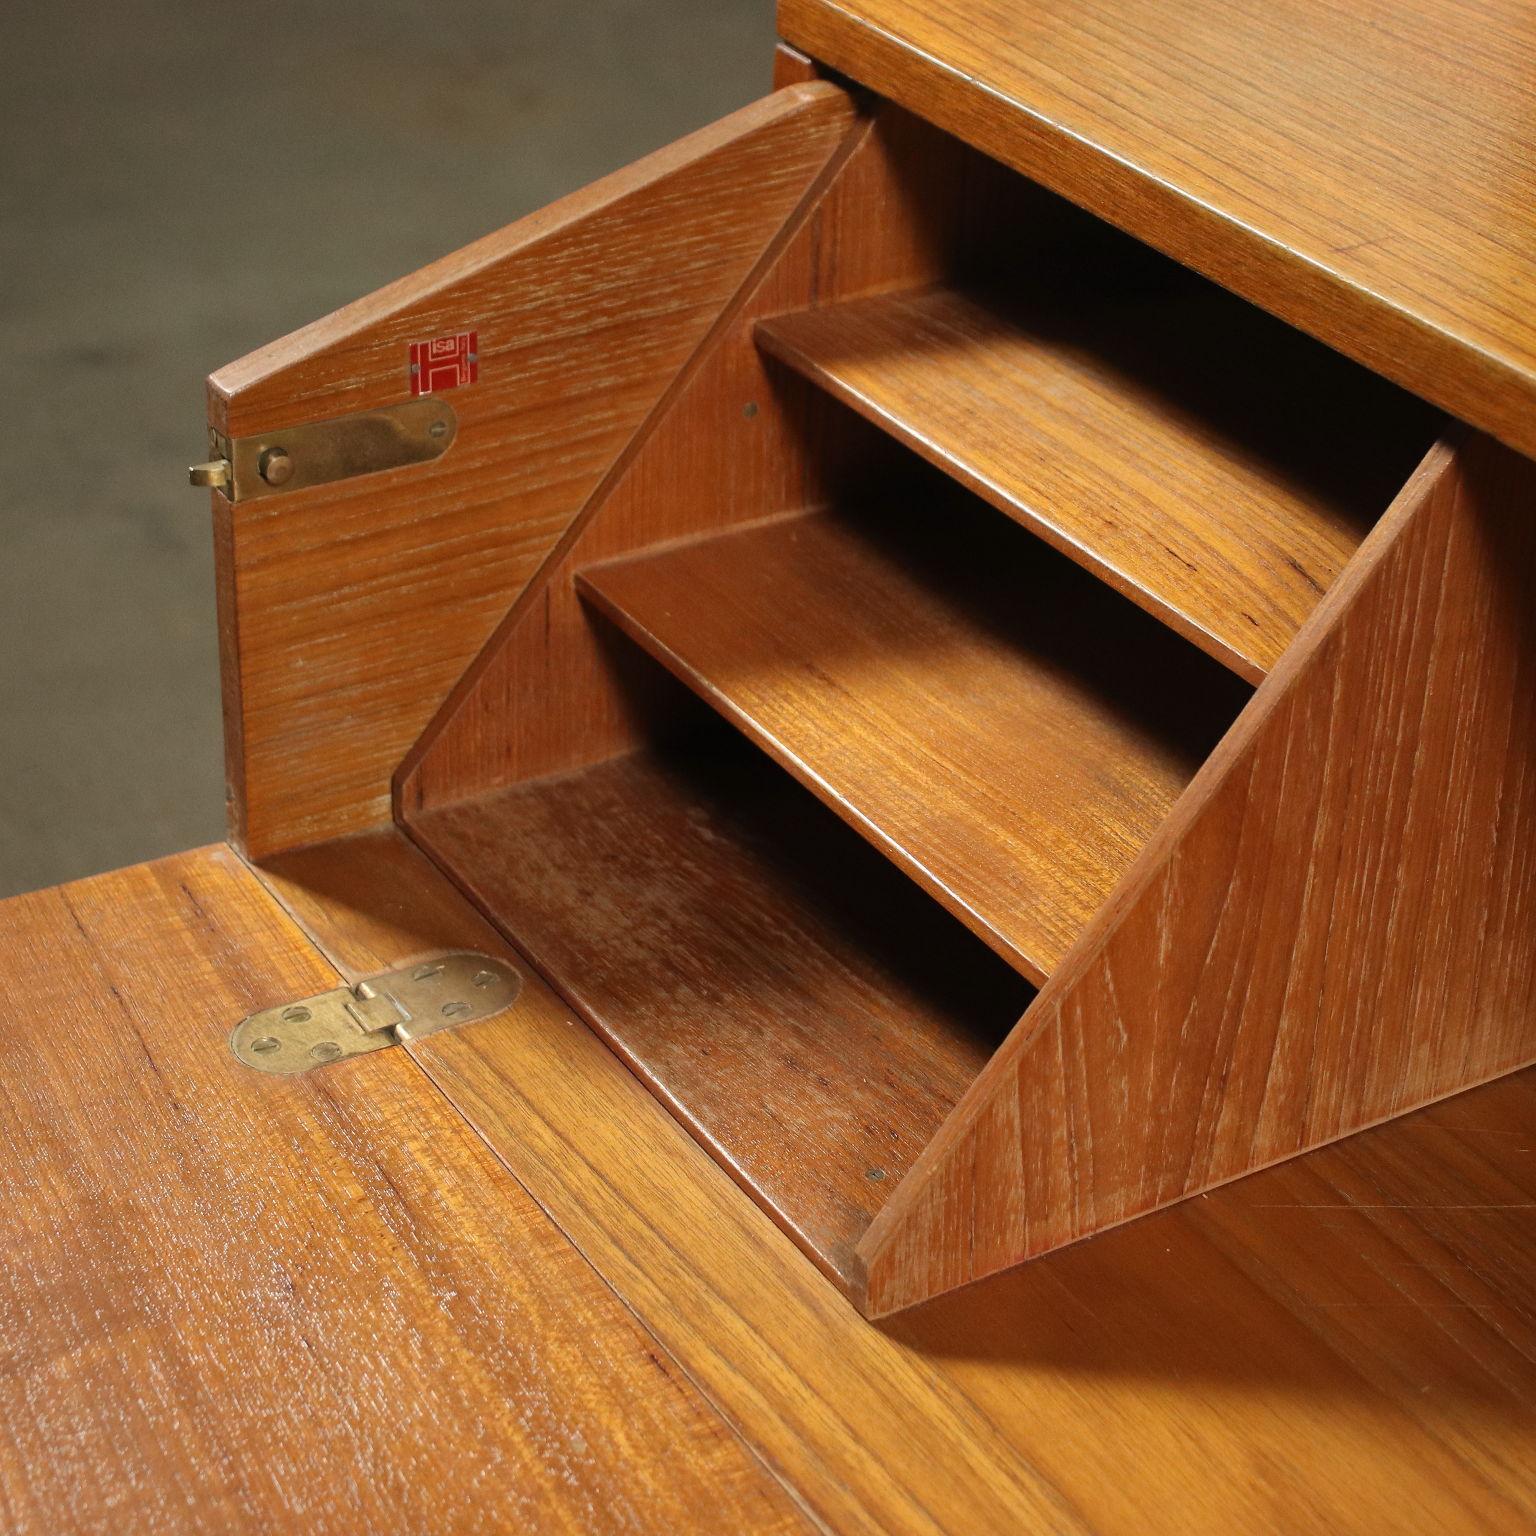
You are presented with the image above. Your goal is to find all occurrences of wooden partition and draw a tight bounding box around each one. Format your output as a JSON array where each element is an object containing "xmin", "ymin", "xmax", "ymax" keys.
[{"xmin": 206, "ymin": 82, "xmax": 858, "ymax": 858}]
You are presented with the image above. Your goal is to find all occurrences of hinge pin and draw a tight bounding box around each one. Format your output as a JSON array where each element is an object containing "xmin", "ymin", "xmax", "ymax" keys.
[{"xmin": 189, "ymin": 459, "xmax": 232, "ymax": 490}]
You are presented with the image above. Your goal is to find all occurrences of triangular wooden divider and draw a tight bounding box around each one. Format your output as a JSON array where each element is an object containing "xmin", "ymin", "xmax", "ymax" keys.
[{"xmin": 859, "ymin": 431, "xmax": 1536, "ymax": 1314}]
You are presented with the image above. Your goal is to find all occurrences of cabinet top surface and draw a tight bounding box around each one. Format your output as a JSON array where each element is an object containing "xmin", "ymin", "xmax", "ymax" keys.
[{"xmin": 779, "ymin": 0, "xmax": 1536, "ymax": 456}]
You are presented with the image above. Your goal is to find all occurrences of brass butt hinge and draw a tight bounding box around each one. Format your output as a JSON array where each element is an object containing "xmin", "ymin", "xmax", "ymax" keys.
[
  {"xmin": 230, "ymin": 952, "xmax": 520, "ymax": 1075},
  {"xmin": 189, "ymin": 397, "xmax": 457, "ymax": 504}
]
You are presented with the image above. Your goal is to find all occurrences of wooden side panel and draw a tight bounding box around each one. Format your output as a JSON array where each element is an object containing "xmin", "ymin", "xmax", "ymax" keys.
[
  {"xmin": 861, "ymin": 431, "xmax": 1536, "ymax": 1314},
  {"xmin": 399, "ymin": 104, "xmax": 995, "ymax": 812},
  {"xmin": 0, "ymin": 848, "xmax": 808, "ymax": 1535},
  {"xmin": 208, "ymin": 83, "xmax": 857, "ymax": 858}
]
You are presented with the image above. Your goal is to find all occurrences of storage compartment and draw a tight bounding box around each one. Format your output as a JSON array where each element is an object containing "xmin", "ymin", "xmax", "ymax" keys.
[
  {"xmin": 757, "ymin": 213, "xmax": 1441, "ymax": 682},
  {"xmin": 401, "ymin": 96, "xmax": 1449, "ymax": 1305},
  {"xmin": 417, "ymin": 456, "xmax": 1252, "ymax": 1285}
]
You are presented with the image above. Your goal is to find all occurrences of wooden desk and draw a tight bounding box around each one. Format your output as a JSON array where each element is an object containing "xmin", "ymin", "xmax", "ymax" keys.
[
  {"xmin": 3, "ymin": 832, "xmax": 1534, "ymax": 1533},
  {"xmin": 9, "ymin": 1, "xmax": 1536, "ymax": 1526}
]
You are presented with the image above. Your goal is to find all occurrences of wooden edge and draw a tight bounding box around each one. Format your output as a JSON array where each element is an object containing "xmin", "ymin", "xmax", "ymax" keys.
[
  {"xmin": 208, "ymin": 80, "xmax": 851, "ymax": 427},
  {"xmin": 210, "ymin": 497, "xmax": 249, "ymax": 851},
  {"xmin": 773, "ymin": 41, "xmax": 822, "ymax": 87},
  {"xmin": 392, "ymin": 104, "xmax": 874, "ymax": 810},
  {"xmin": 856, "ymin": 429, "xmax": 1481, "ymax": 1314},
  {"xmin": 775, "ymin": 1, "xmax": 1536, "ymax": 465}
]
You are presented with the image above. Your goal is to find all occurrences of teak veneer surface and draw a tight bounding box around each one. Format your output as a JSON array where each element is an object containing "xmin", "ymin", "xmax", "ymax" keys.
[
  {"xmin": 778, "ymin": 0, "xmax": 1536, "ymax": 462},
  {"xmin": 207, "ymin": 82, "xmax": 856, "ymax": 857},
  {"xmin": 268, "ymin": 830, "xmax": 1536, "ymax": 1535},
  {"xmin": 412, "ymin": 729, "xmax": 1032, "ymax": 1288},
  {"xmin": 578, "ymin": 499, "xmax": 1248, "ymax": 981},
  {"xmin": 757, "ymin": 283, "xmax": 1439, "ymax": 679},
  {"xmin": 0, "ymin": 848, "xmax": 805, "ymax": 1536},
  {"xmin": 4, "ymin": 832, "xmax": 1532, "ymax": 1530}
]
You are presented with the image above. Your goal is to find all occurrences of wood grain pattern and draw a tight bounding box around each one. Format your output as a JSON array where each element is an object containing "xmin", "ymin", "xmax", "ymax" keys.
[
  {"xmin": 400, "ymin": 102, "xmax": 998, "ymax": 816},
  {"xmin": 578, "ymin": 495, "xmax": 1247, "ymax": 980},
  {"xmin": 778, "ymin": 0, "xmax": 1536, "ymax": 462},
  {"xmin": 265, "ymin": 828, "xmax": 1536, "ymax": 1534},
  {"xmin": 757, "ymin": 282, "xmax": 1439, "ymax": 680},
  {"xmin": 411, "ymin": 723, "xmax": 1031, "ymax": 1289},
  {"xmin": 207, "ymin": 82, "xmax": 857, "ymax": 858},
  {"xmin": 0, "ymin": 848, "xmax": 807, "ymax": 1534},
  {"xmin": 861, "ymin": 431, "xmax": 1536, "ymax": 1314}
]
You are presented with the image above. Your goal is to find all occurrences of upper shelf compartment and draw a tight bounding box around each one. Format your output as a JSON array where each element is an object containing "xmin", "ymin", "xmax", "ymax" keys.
[
  {"xmin": 778, "ymin": 0, "xmax": 1536, "ymax": 463},
  {"xmin": 757, "ymin": 278, "xmax": 1439, "ymax": 681},
  {"xmin": 578, "ymin": 482, "xmax": 1248, "ymax": 983}
]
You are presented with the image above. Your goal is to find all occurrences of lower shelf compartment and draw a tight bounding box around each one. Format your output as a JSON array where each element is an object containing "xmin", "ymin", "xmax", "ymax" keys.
[{"xmin": 412, "ymin": 721, "xmax": 1034, "ymax": 1292}]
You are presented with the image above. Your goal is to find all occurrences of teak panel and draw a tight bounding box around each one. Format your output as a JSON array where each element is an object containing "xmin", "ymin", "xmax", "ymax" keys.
[
  {"xmin": 207, "ymin": 82, "xmax": 857, "ymax": 858},
  {"xmin": 778, "ymin": 0, "xmax": 1536, "ymax": 462},
  {"xmin": 578, "ymin": 499, "xmax": 1247, "ymax": 980},
  {"xmin": 267, "ymin": 829, "xmax": 1536, "ymax": 1534},
  {"xmin": 411, "ymin": 729, "xmax": 1031, "ymax": 1288},
  {"xmin": 862, "ymin": 431, "xmax": 1536, "ymax": 1314},
  {"xmin": 0, "ymin": 848, "xmax": 806, "ymax": 1534},
  {"xmin": 757, "ymin": 283, "xmax": 1439, "ymax": 679}
]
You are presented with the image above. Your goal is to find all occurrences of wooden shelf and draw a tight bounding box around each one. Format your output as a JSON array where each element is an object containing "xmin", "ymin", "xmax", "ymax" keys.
[
  {"xmin": 577, "ymin": 491, "xmax": 1249, "ymax": 982},
  {"xmin": 757, "ymin": 283, "xmax": 1438, "ymax": 680},
  {"xmin": 413, "ymin": 728, "xmax": 1032, "ymax": 1293},
  {"xmin": 778, "ymin": 0, "xmax": 1536, "ymax": 464}
]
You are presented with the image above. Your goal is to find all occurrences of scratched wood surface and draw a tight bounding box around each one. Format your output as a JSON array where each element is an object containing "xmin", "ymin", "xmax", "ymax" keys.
[
  {"xmin": 779, "ymin": 0, "xmax": 1536, "ymax": 462},
  {"xmin": 757, "ymin": 281, "xmax": 1439, "ymax": 680},
  {"xmin": 412, "ymin": 723, "xmax": 1031, "ymax": 1289},
  {"xmin": 578, "ymin": 495, "xmax": 1246, "ymax": 981},
  {"xmin": 0, "ymin": 848, "xmax": 808, "ymax": 1535},
  {"xmin": 860, "ymin": 431, "xmax": 1536, "ymax": 1314},
  {"xmin": 207, "ymin": 82, "xmax": 857, "ymax": 858},
  {"xmin": 261, "ymin": 829, "xmax": 1536, "ymax": 1535}
]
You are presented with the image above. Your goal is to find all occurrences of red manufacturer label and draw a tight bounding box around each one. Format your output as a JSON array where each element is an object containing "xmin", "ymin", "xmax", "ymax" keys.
[{"xmin": 409, "ymin": 330, "xmax": 478, "ymax": 396}]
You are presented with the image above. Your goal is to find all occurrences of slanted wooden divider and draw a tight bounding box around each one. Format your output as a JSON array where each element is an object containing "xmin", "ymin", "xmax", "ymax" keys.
[{"xmin": 859, "ymin": 430, "xmax": 1536, "ymax": 1313}]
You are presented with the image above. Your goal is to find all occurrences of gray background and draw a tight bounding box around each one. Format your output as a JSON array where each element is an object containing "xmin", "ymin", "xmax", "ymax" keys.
[{"xmin": 0, "ymin": 0, "xmax": 775, "ymax": 898}]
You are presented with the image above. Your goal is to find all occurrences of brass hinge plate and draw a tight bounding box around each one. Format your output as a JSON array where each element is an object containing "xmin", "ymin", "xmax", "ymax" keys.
[
  {"xmin": 231, "ymin": 952, "xmax": 520, "ymax": 1074},
  {"xmin": 190, "ymin": 397, "xmax": 456, "ymax": 504}
]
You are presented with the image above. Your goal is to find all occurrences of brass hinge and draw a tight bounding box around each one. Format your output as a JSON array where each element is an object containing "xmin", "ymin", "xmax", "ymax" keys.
[
  {"xmin": 230, "ymin": 952, "xmax": 520, "ymax": 1074},
  {"xmin": 189, "ymin": 397, "xmax": 456, "ymax": 504}
]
